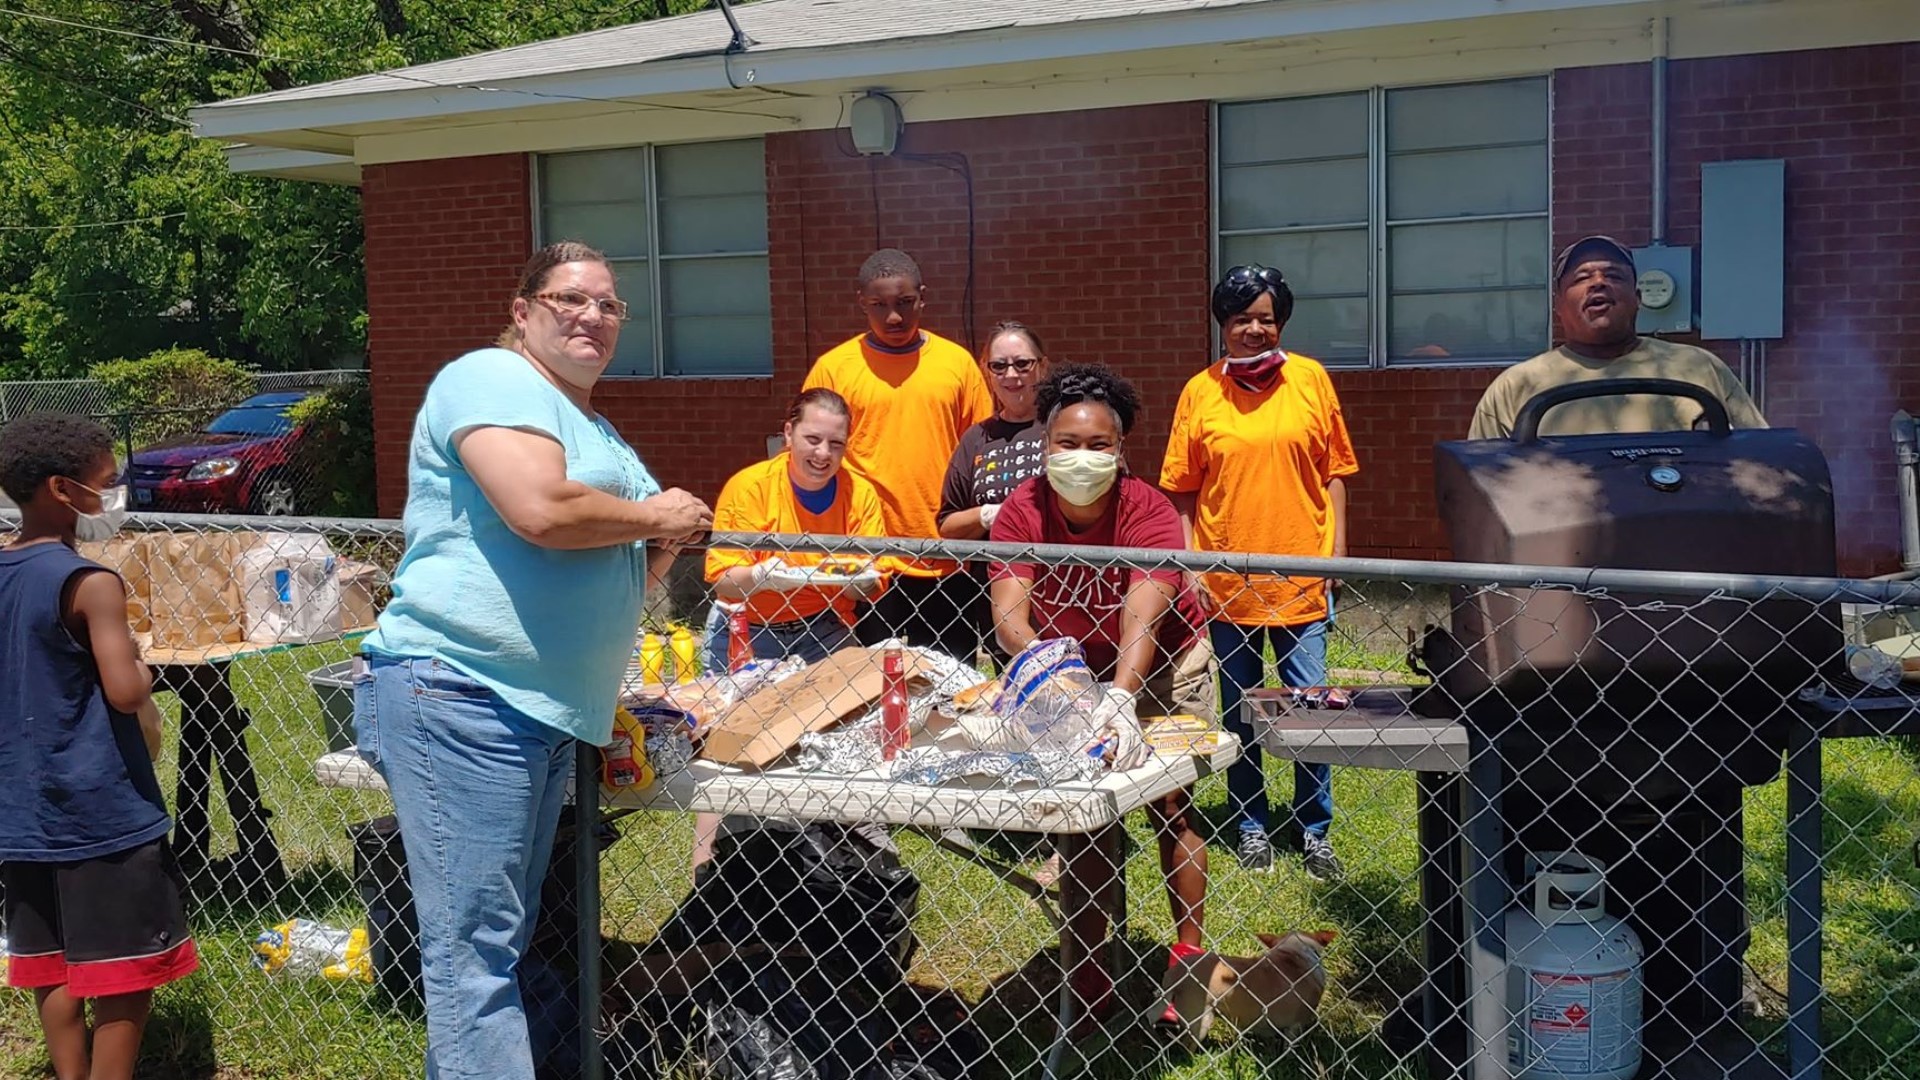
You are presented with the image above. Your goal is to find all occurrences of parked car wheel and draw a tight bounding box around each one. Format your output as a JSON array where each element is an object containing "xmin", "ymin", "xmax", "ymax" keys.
[{"xmin": 252, "ymin": 471, "xmax": 299, "ymax": 516}]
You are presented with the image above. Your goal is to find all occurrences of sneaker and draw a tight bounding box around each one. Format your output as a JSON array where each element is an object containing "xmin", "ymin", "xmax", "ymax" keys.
[
  {"xmin": 1302, "ymin": 834, "xmax": 1345, "ymax": 882},
  {"xmin": 1235, "ymin": 829, "xmax": 1275, "ymax": 873}
]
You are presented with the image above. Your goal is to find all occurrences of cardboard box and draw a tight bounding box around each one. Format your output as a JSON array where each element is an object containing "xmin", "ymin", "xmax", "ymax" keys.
[{"xmin": 699, "ymin": 646, "xmax": 929, "ymax": 769}]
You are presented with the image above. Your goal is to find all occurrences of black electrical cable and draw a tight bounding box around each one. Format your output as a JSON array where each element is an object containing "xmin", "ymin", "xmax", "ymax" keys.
[
  {"xmin": 868, "ymin": 158, "xmax": 883, "ymax": 251},
  {"xmin": 826, "ymin": 95, "xmax": 976, "ymax": 352},
  {"xmin": 901, "ymin": 151, "xmax": 977, "ymax": 355}
]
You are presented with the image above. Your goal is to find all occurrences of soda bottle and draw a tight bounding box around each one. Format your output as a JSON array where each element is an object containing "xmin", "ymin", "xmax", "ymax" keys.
[
  {"xmin": 670, "ymin": 627, "xmax": 698, "ymax": 683},
  {"xmin": 880, "ymin": 640, "xmax": 909, "ymax": 761},
  {"xmin": 728, "ymin": 609, "xmax": 753, "ymax": 673},
  {"xmin": 638, "ymin": 632, "xmax": 667, "ymax": 685}
]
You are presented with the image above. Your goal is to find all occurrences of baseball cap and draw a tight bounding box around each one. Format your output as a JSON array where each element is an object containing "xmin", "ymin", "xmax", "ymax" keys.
[{"xmin": 1552, "ymin": 235, "xmax": 1636, "ymax": 285}]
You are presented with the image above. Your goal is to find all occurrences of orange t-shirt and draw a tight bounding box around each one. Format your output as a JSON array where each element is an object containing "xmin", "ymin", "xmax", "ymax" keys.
[
  {"xmin": 704, "ymin": 454, "xmax": 890, "ymax": 625},
  {"xmin": 801, "ymin": 332, "xmax": 994, "ymax": 577},
  {"xmin": 1159, "ymin": 354, "xmax": 1359, "ymax": 627}
]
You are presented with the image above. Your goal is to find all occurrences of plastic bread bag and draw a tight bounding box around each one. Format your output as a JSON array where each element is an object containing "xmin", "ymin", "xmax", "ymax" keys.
[{"xmin": 988, "ymin": 638, "xmax": 1103, "ymax": 753}]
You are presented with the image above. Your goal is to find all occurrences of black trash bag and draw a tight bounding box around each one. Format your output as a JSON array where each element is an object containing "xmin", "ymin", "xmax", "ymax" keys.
[
  {"xmin": 524, "ymin": 950, "xmax": 580, "ymax": 1080},
  {"xmin": 701, "ymin": 954, "xmax": 898, "ymax": 1080},
  {"xmin": 874, "ymin": 988, "xmax": 986, "ymax": 1080},
  {"xmin": 654, "ymin": 820, "xmax": 920, "ymax": 993},
  {"xmin": 858, "ymin": 1062, "xmax": 943, "ymax": 1080},
  {"xmin": 702, "ymin": 1003, "xmax": 820, "ymax": 1080},
  {"xmin": 629, "ymin": 821, "xmax": 948, "ymax": 1080}
]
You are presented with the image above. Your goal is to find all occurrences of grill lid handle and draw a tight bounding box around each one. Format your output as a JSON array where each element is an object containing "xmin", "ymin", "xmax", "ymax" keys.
[{"xmin": 1510, "ymin": 377, "xmax": 1732, "ymax": 443}]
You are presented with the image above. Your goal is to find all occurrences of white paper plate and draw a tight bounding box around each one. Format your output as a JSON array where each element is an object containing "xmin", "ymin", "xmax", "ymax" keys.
[{"xmin": 763, "ymin": 562, "xmax": 882, "ymax": 590}]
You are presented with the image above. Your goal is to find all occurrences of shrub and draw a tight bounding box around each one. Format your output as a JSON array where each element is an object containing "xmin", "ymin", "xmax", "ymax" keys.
[
  {"xmin": 286, "ymin": 380, "xmax": 376, "ymax": 517},
  {"xmin": 90, "ymin": 348, "xmax": 257, "ymax": 449}
]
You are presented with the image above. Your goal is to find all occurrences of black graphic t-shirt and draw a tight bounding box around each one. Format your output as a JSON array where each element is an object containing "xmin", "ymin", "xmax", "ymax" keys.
[{"xmin": 939, "ymin": 416, "xmax": 1047, "ymax": 526}]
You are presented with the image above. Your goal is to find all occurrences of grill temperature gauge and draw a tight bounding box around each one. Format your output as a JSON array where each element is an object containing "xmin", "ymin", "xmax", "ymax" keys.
[{"xmin": 1647, "ymin": 465, "xmax": 1684, "ymax": 491}]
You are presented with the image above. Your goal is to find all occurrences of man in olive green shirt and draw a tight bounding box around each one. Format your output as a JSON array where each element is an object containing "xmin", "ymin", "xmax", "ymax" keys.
[{"xmin": 1469, "ymin": 235, "xmax": 1767, "ymax": 439}]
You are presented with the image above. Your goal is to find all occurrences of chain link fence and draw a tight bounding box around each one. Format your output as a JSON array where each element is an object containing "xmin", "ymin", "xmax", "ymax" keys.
[
  {"xmin": 0, "ymin": 369, "xmax": 365, "ymax": 426},
  {"xmin": 1, "ymin": 514, "xmax": 1917, "ymax": 1080},
  {"xmin": 0, "ymin": 369, "xmax": 370, "ymax": 519}
]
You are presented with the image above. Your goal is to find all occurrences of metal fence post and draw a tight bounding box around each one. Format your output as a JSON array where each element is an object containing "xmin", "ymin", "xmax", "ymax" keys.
[
  {"xmin": 576, "ymin": 740, "xmax": 605, "ymax": 1080},
  {"xmin": 1786, "ymin": 716, "xmax": 1824, "ymax": 1080}
]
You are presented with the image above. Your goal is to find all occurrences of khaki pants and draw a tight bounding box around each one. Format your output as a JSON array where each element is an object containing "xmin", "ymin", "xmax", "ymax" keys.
[{"xmin": 1139, "ymin": 636, "xmax": 1217, "ymax": 721}]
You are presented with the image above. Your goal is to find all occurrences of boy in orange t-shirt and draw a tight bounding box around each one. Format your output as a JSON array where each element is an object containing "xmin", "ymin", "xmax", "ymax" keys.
[
  {"xmin": 1161, "ymin": 265, "xmax": 1358, "ymax": 880},
  {"xmin": 801, "ymin": 249, "xmax": 993, "ymax": 660}
]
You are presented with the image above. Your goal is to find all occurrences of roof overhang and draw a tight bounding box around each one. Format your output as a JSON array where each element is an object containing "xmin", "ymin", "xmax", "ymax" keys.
[
  {"xmin": 193, "ymin": 0, "xmax": 1920, "ymax": 185},
  {"xmin": 193, "ymin": 0, "xmax": 1643, "ymax": 146},
  {"xmin": 222, "ymin": 144, "xmax": 361, "ymax": 185}
]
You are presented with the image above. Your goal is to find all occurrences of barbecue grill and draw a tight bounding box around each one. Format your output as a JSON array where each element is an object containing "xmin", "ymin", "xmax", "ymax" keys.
[{"xmin": 1423, "ymin": 379, "xmax": 1842, "ymax": 1060}]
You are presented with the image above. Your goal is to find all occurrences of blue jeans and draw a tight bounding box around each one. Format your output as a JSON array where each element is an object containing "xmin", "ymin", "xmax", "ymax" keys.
[
  {"xmin": 702, "ymin": 605, "xmax": 857, "ymax": 671},
  {"xmin": 353, "ymin": 656, "xmax": 573, "ymax": 1080},
  {"xmin": 1211, "ymin": 617, "xmax": 1335, "ymax": 843}
]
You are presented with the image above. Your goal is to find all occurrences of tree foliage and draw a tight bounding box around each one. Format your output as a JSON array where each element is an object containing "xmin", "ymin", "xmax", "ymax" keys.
[
  {"xmin": 92, "ymin": 345, "xmax": 257, "ymax": 445},
  {"xmin": 286, "ymin": 378, "xmax": 376, "ymax": 517},
  {"xmin": 0, "ymin": 1, "xmax": 693, "ymax": 378}
]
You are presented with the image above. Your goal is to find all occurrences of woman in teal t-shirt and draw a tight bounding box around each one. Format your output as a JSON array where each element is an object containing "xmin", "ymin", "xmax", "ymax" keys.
[{"xmin": 356, "ymin": 242, "xmax": 711, "ymax": 1079}]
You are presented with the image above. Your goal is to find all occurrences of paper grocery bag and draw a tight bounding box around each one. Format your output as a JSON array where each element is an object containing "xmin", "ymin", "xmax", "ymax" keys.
[
  {"xmin": 79, "ymin": 535, "xmax": 155, "ymax": 650},
  {"xmin": 146, "ymin": 531, "xmax": 255, "ymax": 649}
]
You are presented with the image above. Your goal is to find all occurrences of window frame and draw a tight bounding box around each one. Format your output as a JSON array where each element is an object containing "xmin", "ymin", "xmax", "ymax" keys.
[
  {"xmin": 1210, "ymin": 75, "xmax": 1554, "ymax": 371},
  {"xmin": 530, "ymin": 139, "xmax": 772, "ymax": 381}
]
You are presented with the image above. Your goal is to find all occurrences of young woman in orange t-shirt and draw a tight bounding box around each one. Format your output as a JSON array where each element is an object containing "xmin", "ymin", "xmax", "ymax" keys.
[
  {"xmin": 702, "ymin": 389, "xmax": 888, "ymax": 666},
  {"xmin": 1160, "ymin": 265, "xmax": 1358, "ymax": 880}
]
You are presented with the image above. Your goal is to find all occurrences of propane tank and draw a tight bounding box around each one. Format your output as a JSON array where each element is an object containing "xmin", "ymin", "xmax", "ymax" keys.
[{"xmin": 1506, "ymin": 853, "xmax": 1644, "ymax": 1080}]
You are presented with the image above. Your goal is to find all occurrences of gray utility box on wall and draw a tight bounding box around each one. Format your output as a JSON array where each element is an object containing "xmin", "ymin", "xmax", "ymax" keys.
[{"xmin": 1699, "ymin": 159, "xmax": 1787, "ymax": 340}]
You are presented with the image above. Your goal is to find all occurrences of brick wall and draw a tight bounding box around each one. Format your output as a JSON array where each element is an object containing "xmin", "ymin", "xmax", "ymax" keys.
[
  {"xmin": 765, "ymin": 103, "xmax": 1213, "ymax": 487},
  {"xmin": 1335, "ymin": 367, "xmax": 1497, "ymax": 560},
  {"xmin": 1555, "ymin": 44, "xmax": 1920, "ymax": 576},
  {"xmin": 361, "ymin": 43, "xmax": 1919, "ymax": 574},
  {"xmin": 762, "ymin": 105, "xmax": 1490, "ymax": 562},
  {"xmin": 362, "ymin": 154, "xmax": 533, "ymax": 516}
]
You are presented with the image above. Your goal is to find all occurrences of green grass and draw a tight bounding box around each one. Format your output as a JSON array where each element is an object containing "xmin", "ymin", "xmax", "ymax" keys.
[{"xmin": 5, "ymin": 642, "xmax": 1918, "ymax": 1079}]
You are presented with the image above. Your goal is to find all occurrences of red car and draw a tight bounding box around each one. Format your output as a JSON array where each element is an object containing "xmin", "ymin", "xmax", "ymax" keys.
[{"xmin": 125, "ymin": 391, "xmax": 313, "ymax": 515}]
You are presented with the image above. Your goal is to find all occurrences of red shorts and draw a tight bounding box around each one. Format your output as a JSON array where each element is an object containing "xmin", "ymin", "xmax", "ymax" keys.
[{"xmin": 3, "ymin": 837, "xmax": 199, "ymax": 997}]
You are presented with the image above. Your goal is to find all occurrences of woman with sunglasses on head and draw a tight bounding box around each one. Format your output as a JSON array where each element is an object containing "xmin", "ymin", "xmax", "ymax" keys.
[
  {"xmin": 356, "ymin": 242, "xmax": 712, "ymax": 1079},
  {"xmin": 1160, "ymin": 264, "xmax": 1358, "ymax": 881}
]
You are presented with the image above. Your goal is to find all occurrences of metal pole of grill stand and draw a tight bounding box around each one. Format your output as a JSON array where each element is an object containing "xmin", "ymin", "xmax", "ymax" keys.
[
  {"xmin": 1890, "ymin": 411, "xmax": 1920, "ymax": 572},
  {"xmin": 576, "ymin": 741, "xmax": 605, "ymax": 1080},
  {"xmin": 1785, "ymin": 714, "xmax": 1824, "ymax": 1080}
]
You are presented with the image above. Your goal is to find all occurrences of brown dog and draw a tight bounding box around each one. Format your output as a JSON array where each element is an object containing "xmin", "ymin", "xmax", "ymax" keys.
[{"xmin": 1156, "ymin": 930, "xmax": 1337, "ymax": 1045}]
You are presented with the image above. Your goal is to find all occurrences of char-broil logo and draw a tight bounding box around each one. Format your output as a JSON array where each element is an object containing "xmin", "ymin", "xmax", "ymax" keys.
[{"xmin": 1609, "ymin": 446, "xmax": 1683, "ymax": 461}]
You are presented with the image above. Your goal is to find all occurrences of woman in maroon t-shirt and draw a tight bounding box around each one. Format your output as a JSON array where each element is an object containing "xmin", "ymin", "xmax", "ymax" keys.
[{"xmin": 986, "ymin": 363, "xmax": 1214, "ymax": 1029}]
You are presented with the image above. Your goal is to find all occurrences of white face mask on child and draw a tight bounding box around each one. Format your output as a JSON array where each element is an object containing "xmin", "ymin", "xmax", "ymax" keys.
[{"xmin": 69, "ymin": 481, "xmax": 129, "ymax": 542}]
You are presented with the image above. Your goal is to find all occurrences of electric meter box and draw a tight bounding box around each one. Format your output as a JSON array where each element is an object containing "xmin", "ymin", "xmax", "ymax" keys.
[{"xmin": 1631, "ymin": 244, "xmax": 1695, "ymax": 336}]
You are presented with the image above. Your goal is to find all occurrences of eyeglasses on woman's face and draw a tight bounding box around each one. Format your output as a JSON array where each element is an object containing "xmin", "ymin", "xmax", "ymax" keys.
[
  {"xmin": 986, "ymin": 356, "xmax": 1041, "ymax": 376},
  {"xmin": 534, "ymin": 289, "xmax": 630, "ymax": 323}
]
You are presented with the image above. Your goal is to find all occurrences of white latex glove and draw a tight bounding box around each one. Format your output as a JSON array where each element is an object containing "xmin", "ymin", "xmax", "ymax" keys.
[
  {"xmin": 748, "ymin": 558, "xmax": 806, "ymax": 593},
  {"xmin": 978, "ymin": 502, "xmax": 1002, "ymax": 531},
  {"xmin": 1088, "ymin": 686, "xmax": 1148, "ymax": 771}
]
